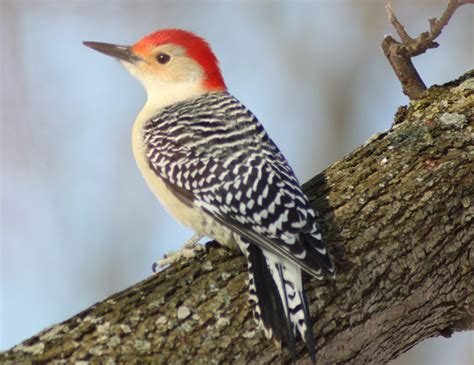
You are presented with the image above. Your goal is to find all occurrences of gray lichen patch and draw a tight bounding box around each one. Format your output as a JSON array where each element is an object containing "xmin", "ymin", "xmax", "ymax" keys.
[
  {"xmin": 118, "ymin": 324, "xmax": 131, "ymax": 334},
  {"xmin": 202, "ymin": 261, "xmax": 214, "ymax": 271},
  {"xmin": 221, "ymin": 271, "xmax": 232, "ymax": 280},
  {"xmin": 242, "ymin": 330, "xmax": 256, "ymax": 339},
  {"xmin": 96, "ymin": 322, "xmax": 111, "ymax": 334},
  {"xmin": 218, "ymin": 335, "xmax": 232, "ymax": 349},
  {"xmin": 177, "ymin": 305, "xmax": 191, "ymax": 320},
  {"xmin": 148, "ymin": 298, "xmax": 165, "ymax": 309},
  {"xmin": 132, "ymin": 339, "xmax": 151, "ymax": 353},
  {"xmin": 88, "ymin": 346, "xmax": 104, "ymax": 356},
  {"xmin": 155, "ymin": 315, "xmax": 167, "ymax": 325},
  {"xmin": 39, "ymin": 324, "xmax": 68, "ymax": 342},
  {"xmin": 83, "ymin": 315, "xmax": 101, "ymax": 324},
  {"xmin": 129, "ymin": 311, "xmax": 142, "ymax": 324},
  {"xmin": 215, "ymin": 316, "xmax": 231, "ymax": 328},
  {"xmin": 13, "ymin": 342, "xmax": 45, "ymax": 355},
  {"xmin": 182, "ymin": 322, "xmax": 193, "ymax": 333},
  {"xmin": 461, "ymin": 196, "xmax": 470, "ymax": 208},
  {"xmin": 454, "ymin": 77, "xmax": 474, "ymax": 92},
  {"xmin": 439, "ymin": 112, "xmax": 467, "ymax": 129},
  {"xmin": 208, "ymin": 283, "xmax": 220, "ymax": 293},
  {"xmin": 108, "ymin": 335, "xmax": 121, "ymax": 348}
]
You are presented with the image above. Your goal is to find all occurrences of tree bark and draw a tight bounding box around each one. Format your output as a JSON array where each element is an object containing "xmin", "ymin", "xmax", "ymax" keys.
[{"xmin": 2, "ymin": 71, "xmax": 473, "ymax": 365}]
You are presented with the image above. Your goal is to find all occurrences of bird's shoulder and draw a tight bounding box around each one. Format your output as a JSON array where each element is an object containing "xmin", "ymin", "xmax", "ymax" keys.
[{"xmin": 144, "ymin": 91, "xmax": 279, "ymax": 157}]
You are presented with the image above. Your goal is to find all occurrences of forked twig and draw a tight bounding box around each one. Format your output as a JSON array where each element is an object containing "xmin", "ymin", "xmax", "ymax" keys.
[{"xmin": 382, "ymin": 0, "xmax": 472, "ymax": 99}]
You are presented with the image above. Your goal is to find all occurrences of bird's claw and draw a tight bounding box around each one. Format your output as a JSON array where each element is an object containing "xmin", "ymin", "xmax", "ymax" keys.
[{"xmin": 152, "ymin": 234, "xmax": 204, "ymax": 272}]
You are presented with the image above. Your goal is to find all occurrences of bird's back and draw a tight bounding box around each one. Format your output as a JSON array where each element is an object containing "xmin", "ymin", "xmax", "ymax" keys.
[{"xmin": 142, "ymin": 91, "xmax": 332, "ymax": 277}]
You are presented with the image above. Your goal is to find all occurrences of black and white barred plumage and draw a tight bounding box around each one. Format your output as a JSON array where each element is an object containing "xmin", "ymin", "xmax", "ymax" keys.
[
  {"xmin": 143, "ymin": 91, "xmax": 333, "ymax": 360},
  {"xmin": 85, "ymin": 28, "xmax": 334, "ymax": 361}
]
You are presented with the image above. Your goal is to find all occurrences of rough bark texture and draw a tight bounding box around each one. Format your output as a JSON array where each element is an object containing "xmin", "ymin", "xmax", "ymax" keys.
[{"xmin": 2, "ymin": 71, "xmax": 473, "ymax": 364}]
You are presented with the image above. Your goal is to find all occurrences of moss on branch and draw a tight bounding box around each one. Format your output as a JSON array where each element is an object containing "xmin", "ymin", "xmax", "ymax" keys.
[{"xmin": 1, "ymin": 71, "xmax": 473, "ymax": 365}]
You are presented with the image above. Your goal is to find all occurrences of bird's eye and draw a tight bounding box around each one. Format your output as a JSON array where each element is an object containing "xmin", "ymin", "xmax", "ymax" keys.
[{"xmin": 157, "ymin": 52, "xmax": 171, "ymax": 64}]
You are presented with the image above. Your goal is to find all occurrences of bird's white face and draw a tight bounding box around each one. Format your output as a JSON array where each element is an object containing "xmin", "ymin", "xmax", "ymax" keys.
[
  {"xmin": 125, "ymin": 44, "xmax": 204, "ymax": 84},
  {"xmin": 123, "ymin": 43, "xmax": 208, "ymax": 111}
]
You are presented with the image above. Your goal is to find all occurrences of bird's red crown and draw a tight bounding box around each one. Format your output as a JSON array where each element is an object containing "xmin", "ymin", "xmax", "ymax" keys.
[{"xmin": 133, "ymin": 29, "xmax": 226, "ymax": 91}]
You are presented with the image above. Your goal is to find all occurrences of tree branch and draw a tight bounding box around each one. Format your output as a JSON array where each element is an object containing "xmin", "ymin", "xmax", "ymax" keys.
[
  {"xmin": 382, "ymin": 0, "xmax": 472, "ymax": 99},
  {"xmin": 1, "ymin": 71, "xmax": 473, "ymax": 364}
]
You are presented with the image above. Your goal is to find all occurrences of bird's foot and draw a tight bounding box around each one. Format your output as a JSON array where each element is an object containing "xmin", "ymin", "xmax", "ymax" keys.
[
  {"xmin": 152, "ymin": 234, "xmax": 204, "ymax": 272},
  {"xmin": 204, "ymin": 239, "xmax": 221, "ymax": 253}
]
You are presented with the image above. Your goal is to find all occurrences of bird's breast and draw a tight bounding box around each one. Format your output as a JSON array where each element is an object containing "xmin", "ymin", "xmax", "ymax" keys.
[{"xmin": 131, "ymin": 111, "xmax": 238, "ymax": 250}]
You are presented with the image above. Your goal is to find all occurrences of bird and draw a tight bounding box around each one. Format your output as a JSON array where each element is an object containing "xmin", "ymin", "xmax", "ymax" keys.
[{"xmin": 84, "ymin": 28, "xmax": 334, "ymax": 361}]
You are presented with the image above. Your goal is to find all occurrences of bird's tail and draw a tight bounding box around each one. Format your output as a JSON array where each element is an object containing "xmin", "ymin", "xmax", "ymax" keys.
[{"xmin": 243, "ymin": 241, "xmax": 316, "ymax": 362}]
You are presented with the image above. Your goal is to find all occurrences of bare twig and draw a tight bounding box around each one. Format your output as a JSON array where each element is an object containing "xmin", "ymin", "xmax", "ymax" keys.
[
  {"xmin": 386, "ymin": 3, "xmax": 413, "ymax": 43},
  {"xmin": 382, "ymin": 0, "xmax": 472, "ymax": 99},
  {"xmin": 433, "ymin": 0, "xmax": 474, "ymax": 37}
]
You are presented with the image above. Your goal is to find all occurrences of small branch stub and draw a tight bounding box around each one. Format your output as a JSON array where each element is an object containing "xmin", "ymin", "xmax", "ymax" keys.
[{"xmin": 382, "ymin": 0, "xmax": 472, "ymax": 99}]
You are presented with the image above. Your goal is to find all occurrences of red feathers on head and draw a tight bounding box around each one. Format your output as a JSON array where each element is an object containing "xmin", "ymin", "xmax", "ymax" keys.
[{"xmin": 133, "ymin": 29, "xmax": 226, "ymax": 91}]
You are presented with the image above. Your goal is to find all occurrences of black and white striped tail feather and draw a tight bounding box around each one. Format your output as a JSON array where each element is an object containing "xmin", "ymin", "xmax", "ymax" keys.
[
  {"xmin": 300, "ymin": 226, "xmax": 335, "ymax": 278},
  {"xmin": 240, "ymin": 239, "xmax": 317, "ymax": 362},
  {"xmin": 245, "ymin": 244, "xmax": 296, "ymax": 356},
  {"xmin": 266, "ymin": 250, "xmax": 317, "ymax": 362}
]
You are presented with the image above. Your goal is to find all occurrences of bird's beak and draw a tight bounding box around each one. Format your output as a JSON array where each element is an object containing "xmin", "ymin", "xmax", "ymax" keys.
[{"xmin": 83, "ymin": 41, "xmax": 142, "ymax": 64}]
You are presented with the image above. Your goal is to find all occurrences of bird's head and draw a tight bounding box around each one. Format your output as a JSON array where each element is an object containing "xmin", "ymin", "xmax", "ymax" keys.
[{"xmin": 84, "ymin": 29, "xmax": 226, "ymax": 109}]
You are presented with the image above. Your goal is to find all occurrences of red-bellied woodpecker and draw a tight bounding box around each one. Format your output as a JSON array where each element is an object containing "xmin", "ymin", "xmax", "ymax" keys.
[{"xmin": 84, "ymin": 29, "xmax": 334, "ymax": 361}]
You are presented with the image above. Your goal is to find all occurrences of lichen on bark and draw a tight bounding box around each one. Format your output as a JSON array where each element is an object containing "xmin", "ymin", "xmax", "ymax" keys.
[{"xmin": 1, "ymin": 71, "xmax": 473, "ymax": 365}]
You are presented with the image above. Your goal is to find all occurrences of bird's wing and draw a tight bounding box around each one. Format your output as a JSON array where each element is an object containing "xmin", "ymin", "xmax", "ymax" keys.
[{"xmin": 143, "ymin": 92, "xmax": 333, "ymax": 277}]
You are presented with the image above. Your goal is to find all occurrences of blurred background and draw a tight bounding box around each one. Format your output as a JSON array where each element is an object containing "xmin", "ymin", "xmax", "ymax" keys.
[{"xmin": 1, "ymin": 0, "xmax": 472, "ymax": 363}]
